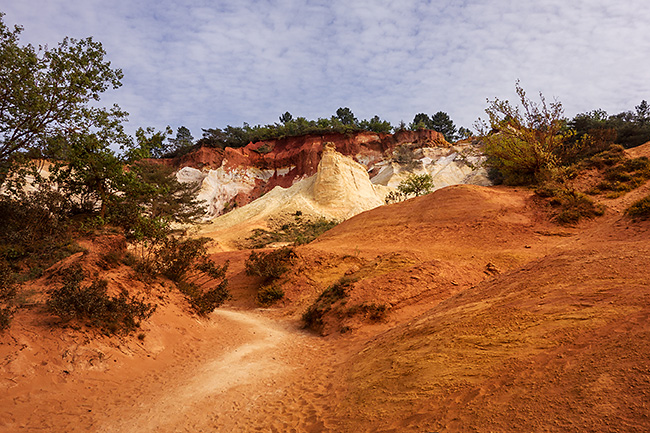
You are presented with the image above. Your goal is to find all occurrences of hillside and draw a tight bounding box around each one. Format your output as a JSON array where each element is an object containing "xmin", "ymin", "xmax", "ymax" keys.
[{"xmin": 1, "ymin": 145, "xmax": 650, "ymax": 432}]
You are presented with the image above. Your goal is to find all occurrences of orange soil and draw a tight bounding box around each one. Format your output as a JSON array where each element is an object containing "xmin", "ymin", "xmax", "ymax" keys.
[{"xmin": 2, "ymin": 146, "xmax": 650, "ymax": 432}]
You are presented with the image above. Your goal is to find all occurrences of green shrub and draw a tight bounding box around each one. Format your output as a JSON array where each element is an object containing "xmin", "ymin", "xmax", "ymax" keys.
[
  {"xmin": 47, "ymin": 265, "xmax": 156, "ymax": 334},
  {"xmin": 591, "ymin": 157, "xmax": 650, "ymax": 195},
  {"xmin": 257, "ymin": 285, "xmax": 285, "ymax": 306},
  {"xmin": 626, "ymin": 195, "xmax": 650, "ymax": 219},
  {"xmin": 177, "ymin": 279, "xmax": 230, "ymax": 316},
  {"xmin": 302, "ymin": 277, "xmax": 355, "ymax": 332},
  {"xmin": 536, "ymin": 185, "xmax": 604, "ymax": 224},
  {"xmin": 397, "ymin": 173, "xmax": 434, "ymax": 197},
  {"xmin": 580, "ymin": 145, "xmax": 625, "ymax": 169},
  {"xmin": 245, "ymin": 247, "xmax": 296, "ymax": 282}
]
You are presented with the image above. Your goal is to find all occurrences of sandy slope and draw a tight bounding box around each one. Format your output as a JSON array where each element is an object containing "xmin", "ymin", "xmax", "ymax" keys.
[{"xmin": 2, "ymin": 146, "xmax": 650, "ymax": 431}]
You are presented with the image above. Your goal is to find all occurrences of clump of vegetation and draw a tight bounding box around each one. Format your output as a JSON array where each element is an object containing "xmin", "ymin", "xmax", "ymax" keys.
[
  {"xmin": 398, "ymin": 173, "xmax": 434, "ymax": 198},
  {"xmin": 626, "ymin": 195, "xmax": 650, "ymax": 219},
  {"xmin": 245, "ymin": 247, "xmax": 296, "ymax": 283},
  {"xmin": 589, "ymin": 157, "xmax": 650, "ymax": 197},
  {"xmin": 244, "ymin": 213, "xmax": 337, "ymax": 249},
  {"xmin": 46, "ymin": 265, "xmax": 156, "ymax": 334},
  {"xmin": 386, "ymin": 173, "xmax": 434, "ymax": 204},
  {"xmin": 302, "ymin": 277, "xmax": 355, "ymax": 332},
  {"xmin": 153, "ymin": 236, "xmax": 230, "ymax": 316},
  {"xmin": 392, "ymin": 145, "xmax": 422, "ymax": 171},
  {"xmin": 256, "ymin": 285, "xmax": 285, "ymax": 307},
  {"xmin": 0, "ymin": 188, "xmax": 83, "ymax": 277},
  {"xmin": 197, "ymin": 108, "xmax": 393, "ymax": 149},
  {"xmin": 347, "ymin": 302, "xmax": 389, "ymax": 322},
  {"xmin": 535, "ymin": 183, "xmax": 604, "ymax": 224},
  {"xmin": 476, "ymin": 81, "xmax": 571, "ymax": 186}
]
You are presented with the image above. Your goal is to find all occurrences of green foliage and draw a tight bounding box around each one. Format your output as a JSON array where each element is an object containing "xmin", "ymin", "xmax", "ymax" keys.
[
  {"xmin": 536, "ymin": 184, "xmax": 604, "ymax": 224},
  {"xmin": 384, "ymin": 190, "xmax": 406, "ymax": 204},
  {"xmin": 626, "ymin": 195, "xmax": 650, "ymax": 219},
  {"xmin": 245, "ymin": 247, "xmax": 296, "ymax": 283},
  {"xmin": 477, "ymin": 81, "xmax": 571, "ymax": 185},
  {"xmin": 47, "ymin": 106, "xmax": 130, "ymax": 218},
  {"xmin": 176, "ymin": 279, "xmax": 230, "ymax": 316},
  {"xmin": 409, "ymin": 111, "xmax": 459, "ymax": 142},
  {"xmin": 279, "ymin": 112, "xmax": 293, "ymax": 124},
  {"xmin": 579, "ymin": 144, "xmax": 625, "ymax": 170},
  {"xmin": 358, "ymin": 115, "xmax": 393, "ymax": 133},
  {"xmin": 244, "ymin": 214, "xmax": 338, "ymax": 248},
  {"xmin": 47, "ymin": 265, "xmax": 155, "ymax": 334},
  {"xmin": 570, "ymin": 103, "xmax": 650, "ymax": 149},
  {"xmin": 589, "ymin": 157, "xmax": 650, "ymax": 197},
  {"xmin": 336, "ymin": 107, "xmax": 357, "ymax": 126},
  {"xmin": 256, "ymin": 285, "xmax": 285, "ymax": 307},
  {"xmin": 302, "ymin": 277, "xmax": 355, "ymax": 332},
  {"xmin": 0, "ymin": 12, "xmax": 124, "ymax": 185},
  {"xmin": 0, "ymin": 188, "xmax": 82, "ymax": 274},
  {"xmin": 197, "ymin": 111, "xmax": 393, "ymax": 149},
  {"xmin": 397, "ymin": 173, "xmax": 434, "ymax": 197},
  {"xmin": 123, "ymin": 126, "xmax": 173, "ymax": 161}
]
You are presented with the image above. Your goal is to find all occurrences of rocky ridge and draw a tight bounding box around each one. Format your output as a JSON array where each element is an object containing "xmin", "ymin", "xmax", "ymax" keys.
[{"xmin": 173, "ymin": 130, "xmax": 490, "ymax": 219}]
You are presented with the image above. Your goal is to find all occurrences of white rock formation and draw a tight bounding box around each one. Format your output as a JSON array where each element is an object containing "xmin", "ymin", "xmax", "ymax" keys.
[
  {"xmin": 370, "ymin": 143, "xmax": 491, "ymax": 191},
  {"xmin": 200, "ymin": 145, "xmax": 389, "ymax": 244},
  {"xmin": 177, "ymin": 164, "xmax": 275, "ymax": 218}
]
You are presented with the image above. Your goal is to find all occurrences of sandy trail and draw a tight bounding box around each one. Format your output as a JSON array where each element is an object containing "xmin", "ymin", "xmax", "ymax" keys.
[
  {"xmin": 3, "ymin": 309, "xmax": 342, "ymax": 433},
  {"xmin": 99, "ymin": 309, "xmax": 299, "ymax": 432}
]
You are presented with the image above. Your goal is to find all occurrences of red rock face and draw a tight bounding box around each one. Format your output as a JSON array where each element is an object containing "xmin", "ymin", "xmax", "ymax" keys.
[{"xmin": 167, "ymin": 129, "xmax": 449, "ymax": 208}]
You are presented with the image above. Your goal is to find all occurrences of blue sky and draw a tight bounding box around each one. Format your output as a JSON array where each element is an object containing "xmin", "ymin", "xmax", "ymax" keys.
[{"xmin": 3, "ymin": 1, "xmax": 650, "ymax": 140}]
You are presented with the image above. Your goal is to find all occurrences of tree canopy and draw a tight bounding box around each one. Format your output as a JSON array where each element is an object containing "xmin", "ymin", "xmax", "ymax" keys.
[
  {"xmin": 0, "ymin": 12, "xmax": 124, "ymax": 182},
  {"xmin": 409, "ymin": 111, "xmax": 460, "ymax": 142}
]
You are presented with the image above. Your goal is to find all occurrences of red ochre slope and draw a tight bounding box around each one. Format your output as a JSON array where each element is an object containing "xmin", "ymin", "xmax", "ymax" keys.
[{"xmin": 296, "ymin": 184, "xmax": 650, "ymax": 432}]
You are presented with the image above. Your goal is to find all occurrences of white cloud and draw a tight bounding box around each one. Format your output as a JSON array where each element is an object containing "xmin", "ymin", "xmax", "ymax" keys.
[{"xmin": 3, "ymin": 0, "xmax": 650, "ymax": 140}]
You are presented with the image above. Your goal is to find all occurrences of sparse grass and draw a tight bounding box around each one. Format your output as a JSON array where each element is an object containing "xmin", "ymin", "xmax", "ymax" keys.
[
  {"xmin": 536, "ymin": 183, "xmax": 605, "ymax": 224},
  {"xmin": 626, "ymin": 195, "xmax": 650, "ymax": 220},
  {"xmin": 244, "ymin": 213, "xmax": 338, "ymax": 248},
  {"xmin": 347, "ymin": 302, "xmax": 389, "ymax": 322},
  {"xmin": 588, "ymin": 157, "xmax": 650, "ymax": 196}
]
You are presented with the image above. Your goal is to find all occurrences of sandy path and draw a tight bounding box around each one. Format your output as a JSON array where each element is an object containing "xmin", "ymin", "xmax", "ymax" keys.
[
  {"xmin": 98, "ymin": 309, "xmax": 314, "ymax": 432},
  {"xmin": 3, "ymin": 309, "xmax": 345, "ymax": 432}
]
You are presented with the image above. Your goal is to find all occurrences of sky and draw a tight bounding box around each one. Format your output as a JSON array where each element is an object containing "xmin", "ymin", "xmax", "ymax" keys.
[{"xmin": 3, "ymin": 0, "xmax": 650, "ymax": 141}]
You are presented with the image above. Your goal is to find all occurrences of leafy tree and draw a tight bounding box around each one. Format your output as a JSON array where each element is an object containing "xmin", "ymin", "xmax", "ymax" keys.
[
  {"xmin": 458, "ymin": 126, "xmax": 473, "ymax": 139},
  {"xmin": 359, "ymin": 115, "xmax": 392, "ymax": 133},
  {"xmin": 476, "ymin": 81, "xmax": 571, "ymax": 185},
  {"xmin": 0, "ymin": 12, "xmax": 123, "ymax": 184},
  {"xmin": 165, "ymin": 126, "xmax": 194, "ymax": 156},
  {"xmin": 410, "ymin": 113, "xmax": 430, "ymax": 130},
  {"xmin": 398, "ymin": 173, "xmax": 434, "ymax": 197},
  {"xmin": 48, "ymin": 106, "xmax": 130, "ymax": 219},
  {"xmin": 430, "ymin": 111, "xmax": 458, "ymax": 142},
  {"xmin": 636, "ymin": 100, "xmax": 650, "ymax": 125},
  {"xmin": 122, "ymin": 126, "xmax": 173, "ymax": 161},
  {"xmin": 336, "ymin": 107, "xmax": 357, "ymax": 126},
  {"xmin": 409, "ymin": 112, "xmax": 458, "ymax": 142},
  {"xmin": 279, "ymin": 112, "xmax": 293, "ymax": 124}
]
